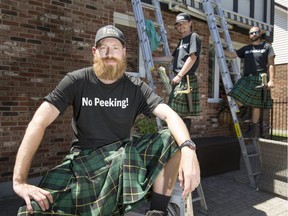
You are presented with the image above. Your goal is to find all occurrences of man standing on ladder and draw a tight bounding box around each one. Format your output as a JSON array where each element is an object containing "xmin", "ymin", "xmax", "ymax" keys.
[
  {"xmin": 224, "ymin": 26, "xmax": 275, "ymax": 138},
  {"xmin": 154, "ymin": 13, "xmax": 202, "ymax": 134}
]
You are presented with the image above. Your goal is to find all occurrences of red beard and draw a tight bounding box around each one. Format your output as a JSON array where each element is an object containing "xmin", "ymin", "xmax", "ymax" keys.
[{"xmin": 93, "ymin": 57, "xmax": 127, "ymax": 81}]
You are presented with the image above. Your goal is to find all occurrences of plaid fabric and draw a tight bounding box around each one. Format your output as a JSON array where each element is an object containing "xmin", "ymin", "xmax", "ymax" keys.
[
  {"xmin": 228, "ymin": 74, "xmax": 273, "ymax": 109},
  {"xmin": 168, "ymin": 74, "xmax": 201, "ymax": 117},
  {"xmin": 17, "ymin": 129, "xmax": 179, "ymax": 216}
]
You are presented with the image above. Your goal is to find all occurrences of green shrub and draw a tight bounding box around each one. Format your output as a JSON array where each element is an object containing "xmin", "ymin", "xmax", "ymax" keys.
[{"xmin": 135, "ymin": 117, "xmax": 158, "ymax": 134}]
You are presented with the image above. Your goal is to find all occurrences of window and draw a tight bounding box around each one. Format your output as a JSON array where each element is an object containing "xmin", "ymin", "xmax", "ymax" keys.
[
  {"xmin": 114, "ymin": 12, "xmax": 146, "ymax": 77},
  {"xmin": 208, "ymin": 42, "xmax": 244, "ymax": 103}
]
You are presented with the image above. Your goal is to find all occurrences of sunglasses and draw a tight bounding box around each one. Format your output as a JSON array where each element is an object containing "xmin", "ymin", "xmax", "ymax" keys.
[{"xmin": 249, "ymin": 31, "xmax": 260, "ymax": 36}]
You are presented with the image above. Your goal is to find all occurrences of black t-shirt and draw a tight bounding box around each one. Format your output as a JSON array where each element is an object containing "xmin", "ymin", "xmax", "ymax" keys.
[
  {"xmin": 236, "ymin": 42, "xmax": 275, "ymax": 76},
  {"xmin": 172, "ymin": 32, "xmax": 201, "ymax": 75},
  {"xmin": 44, "ymin": 67, "xmax": 163, "ymax": 148}
]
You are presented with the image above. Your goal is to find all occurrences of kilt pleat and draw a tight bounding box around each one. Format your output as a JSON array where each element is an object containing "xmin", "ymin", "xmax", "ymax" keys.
[
  {"xmin": 17, "ymin": 129, "xmax": 179, "ymax": 216},
  {"xmin": 168, "ymin": 74, "xmax": 201, "ymax": 117},
  {"xmin": 228, "ymin": 74, "xmax": 273, "ymax": 109}
]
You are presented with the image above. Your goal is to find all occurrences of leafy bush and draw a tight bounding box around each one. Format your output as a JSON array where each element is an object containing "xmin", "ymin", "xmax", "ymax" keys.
[{"xmin": 135, "ymin": 117, "xmax": 158, "ymax": 134}]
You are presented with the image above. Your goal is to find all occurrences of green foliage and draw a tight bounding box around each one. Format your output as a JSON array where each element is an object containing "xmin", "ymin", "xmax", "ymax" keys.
[{"xmin": 135, "ymin": 117, "xmax": 158, "ymax": 134}]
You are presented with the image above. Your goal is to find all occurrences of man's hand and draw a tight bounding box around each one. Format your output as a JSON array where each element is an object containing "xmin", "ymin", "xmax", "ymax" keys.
[
  {"xmin": 267, "ymin": 80, "xmax": 275, "ymax": 88},
  {"xmin": 171, "ymin": 75, "xmax": 182, "ymax": 85},
  {"xmin": 178, "ymin": 148, "xmax": 200, "ymax": 199},
  {"xmin": 13, "ymin": 183, "xmax": 53, "ymax": 214}
]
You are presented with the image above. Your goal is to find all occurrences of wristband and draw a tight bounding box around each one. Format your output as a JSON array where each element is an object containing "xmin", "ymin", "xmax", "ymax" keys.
[
  {"xmin": 179, "ymin": 140, "xmax": 197, "ymax": 150},
  {"xmin": 177, "ymin": 74, "xmax": 182, "ymax": 78}
]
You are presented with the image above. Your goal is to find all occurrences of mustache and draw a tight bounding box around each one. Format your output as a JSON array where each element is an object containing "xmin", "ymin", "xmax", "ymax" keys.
[{"xmin": 102, "ymin": 57, "xmax": 119, "ymax": 62}]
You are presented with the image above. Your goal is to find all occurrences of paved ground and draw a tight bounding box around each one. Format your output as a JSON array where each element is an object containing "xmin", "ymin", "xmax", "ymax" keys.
[{"xmin": 1, "ymin": 160, "xmax": 287, "ymax": 216}]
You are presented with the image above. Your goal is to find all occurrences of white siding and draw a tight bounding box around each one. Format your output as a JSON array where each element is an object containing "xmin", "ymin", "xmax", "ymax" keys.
[
  {"xmin": 275, "ymin": 0, "xmax": 288, "ymax": 8},
  {"xmin": 220, "ymin": 0, "xmax": 234, "ymax": 11},
  {"xmin": 273, "ymin": 7, "xmax": 288, "ymax": 64},
  {"xmin": 222, "ymin": 0, "xmax": 273, "ymax": 25},
  {"xmin": 254, "ymin": 1, "xmax": 265, "ymax": 21},
  {"xmin": 238, "ymin": 0, "xmax": 250, "ymax": 17}
]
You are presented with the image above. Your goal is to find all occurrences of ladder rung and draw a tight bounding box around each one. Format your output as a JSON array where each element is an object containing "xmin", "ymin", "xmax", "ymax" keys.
[
  {"xmin": 248, "ymin": 153, "xmax": 259, "ymax": 158},
  {"xmin": 252, "ymin": 171, "xmax": 261, "ymax": 176},
  {"xmin": 217, "ymin": 27, "xmax": 224, "ymax": 32},
  {"xmin": 192, "ymin": 196, "xmax": 202, "ymax": 202},
  {"xmin": 243, "ymin": 137, "xmax": 255, "ymax": 141},
  {"xmin": 141, "ymin": 2, "xmax": 157, "ymax": 10},
  {"xmin": 153, "ymin": 22, "xmax": 162, "ymax": 27}
]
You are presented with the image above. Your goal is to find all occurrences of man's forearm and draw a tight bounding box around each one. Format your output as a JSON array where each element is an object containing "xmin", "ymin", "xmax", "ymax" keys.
[
  {"xmin": 13, "ymin": 102, "xmax": 59, "ymax": 185},
  {"xmin": 178, "ymin": 55, "xmax": 197, "ymax": 78},
  {"xmin": 269, "ymin": 64, "xmax": 275, "ymax": 82},
  {"xmin": 166, "ymin": 112, "xmax": 191, "ymax": 145},
  {"xmin": 153, "ymin": 104, "xmax": 190, "ymax": 145},
  {"xmin": 224, "ymin": 50, "xmax": 237, "ymax": 58},
  {"xmin": 13, "ymin": 123, "xmax": 45, "ymax": 185}
]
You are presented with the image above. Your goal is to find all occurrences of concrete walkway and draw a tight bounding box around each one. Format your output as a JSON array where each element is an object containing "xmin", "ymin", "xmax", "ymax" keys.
[{"xmin": 1, "ymin": 162, "xmax": 287, "ymax": 216}]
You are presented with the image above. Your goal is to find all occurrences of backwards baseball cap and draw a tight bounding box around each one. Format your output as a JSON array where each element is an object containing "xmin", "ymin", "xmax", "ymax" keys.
[
  {"xmin": 174, "ymin": 13, "xmax": 192, "ymax": 25},
  {"xmin": 95, "ymin": 25, "xmax": 126, "ymax": 46}
]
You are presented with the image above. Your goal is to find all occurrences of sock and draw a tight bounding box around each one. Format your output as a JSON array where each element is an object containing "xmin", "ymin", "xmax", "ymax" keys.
[{"xmin": 150, "ymin": 192, "xmax": 170, "ymax": 212}]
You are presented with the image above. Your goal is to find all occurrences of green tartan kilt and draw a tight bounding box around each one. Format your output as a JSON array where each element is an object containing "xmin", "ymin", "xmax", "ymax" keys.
[
  {"xmin": 168, "ymin": 74, "xmax": 201, "ymax": 117},
  {"xmin": 228, "ymin": 74, "xmax": 273, "ymax": 109},
  {"xmin": 17, "ymin": 129, "xmax": 179, "ymax": 216}
]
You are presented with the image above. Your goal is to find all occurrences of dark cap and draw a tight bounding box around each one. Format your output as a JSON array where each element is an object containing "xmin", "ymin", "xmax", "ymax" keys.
[
  {"xmin": 174, "ymin": 13, "xmax": 192, "ymax": 25},
  {"xmin": 95, "ymin": 25, "xmax": 126, "ymax": 46}
]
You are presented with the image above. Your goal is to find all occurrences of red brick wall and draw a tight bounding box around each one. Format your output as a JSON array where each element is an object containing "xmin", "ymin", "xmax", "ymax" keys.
[
  {"xmin": 0, "ymin": 0, "xmax": 132, "ymax": 182},
  {"xmin": 0, "ymin": 0, "xmax": 262, "ymax": 182},
  {"xmin": 272, "ymin": 64, "xmax": 287, "ymax": 100},
  {"xmin": 271, "ymin": 63, "xmax": 288, "ymax": 134}
]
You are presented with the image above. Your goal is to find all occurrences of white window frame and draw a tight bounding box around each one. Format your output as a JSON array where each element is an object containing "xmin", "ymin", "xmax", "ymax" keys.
[
  {"xmin": 113, "ymin": 12, "xmax": 146, "ymax": 78},
  {"xmin": 207, "ymin": 40, "xmax": 245, "ymax": 103}
]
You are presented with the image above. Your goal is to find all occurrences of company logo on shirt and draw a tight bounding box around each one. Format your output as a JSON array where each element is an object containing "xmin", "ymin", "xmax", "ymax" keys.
[
  {"xmin": 245, "ymin": 49, "xmax": 266, "ymax": 54},
  {"xmin": 178, "ymin": 43, "xmax": 189, "ymax": 50},
  {"xmin": 82, "ymin": 97, "xmax": 128, "ymax": 109}
]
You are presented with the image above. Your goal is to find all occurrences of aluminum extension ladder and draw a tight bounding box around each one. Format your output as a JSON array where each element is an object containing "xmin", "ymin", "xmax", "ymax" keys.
[
  {"xmin": 202, "ymin": 0, "xmax": 261, "ymax": 188},
  {"xmin": 131, "ymin": 0, "xmax": 208, "ymax": 215},
  {"xmin": 131, "ymin": 0, "xmax": 171, "ymax": 130}
]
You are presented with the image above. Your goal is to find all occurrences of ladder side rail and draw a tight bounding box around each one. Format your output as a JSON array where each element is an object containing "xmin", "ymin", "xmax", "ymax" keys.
[
  {"xmin": 216, "ymin": 51, "xmax": 239, "ymax": 113},
  {"xmin": 215, "ymin": 43, "xmax": 258, "ymax": 187},
  {"xmin": 151, "ymin": 0, "xmax": 174, "ymax": 80},
  {"xmin": 228, "ymin": 103, "xmax": 258, "ymax": 187},
  {"xmin": 132, "ymin": 0, "xmax": 155, "ymax": 90},
  {"xmin": 215, "ymin": 0, "xmax": 241, "ymax": 82},
  {"xmin": 151, "ymin": 0, "xmax": 171, "ymax": 56},
  {"xmin": 132, "ymin": 0, "xmax": 164, "ymax": 130},
  {"xmin": 203, "ymin": 3, "xmax": 238, "ymax": 113},
  {"xmin": 203, "ymin": 0, "xmax": 257, "ymax": 187}
]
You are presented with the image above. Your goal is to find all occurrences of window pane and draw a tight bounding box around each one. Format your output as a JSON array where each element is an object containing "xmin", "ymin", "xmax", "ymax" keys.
[{"xmin": 115, "ymin": 24, "xmax": 139, "ymax": 73}]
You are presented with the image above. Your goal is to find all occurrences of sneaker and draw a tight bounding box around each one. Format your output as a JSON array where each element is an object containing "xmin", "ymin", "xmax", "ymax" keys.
[{"xmin": 145, "ymin": 210, "xmax": 167, "ymax": 216}]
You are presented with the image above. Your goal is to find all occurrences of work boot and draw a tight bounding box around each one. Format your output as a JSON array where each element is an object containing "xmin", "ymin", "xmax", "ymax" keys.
[
  {"xmin": 145, "ymin": 210, "xmax": 167, "ymax": 216},
  {"xmin": 244, "ymin": 123, "xmax": 258, "ymax": 138}
]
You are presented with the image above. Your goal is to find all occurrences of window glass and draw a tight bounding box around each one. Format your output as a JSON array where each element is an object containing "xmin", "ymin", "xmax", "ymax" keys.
[
  {"xmin": 208, "ymin": 43, "xmax": 243, "ymax": 103},
  {"xmin": 114, "ymin": 13, "xmax": 145, "ymax": 77}
]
